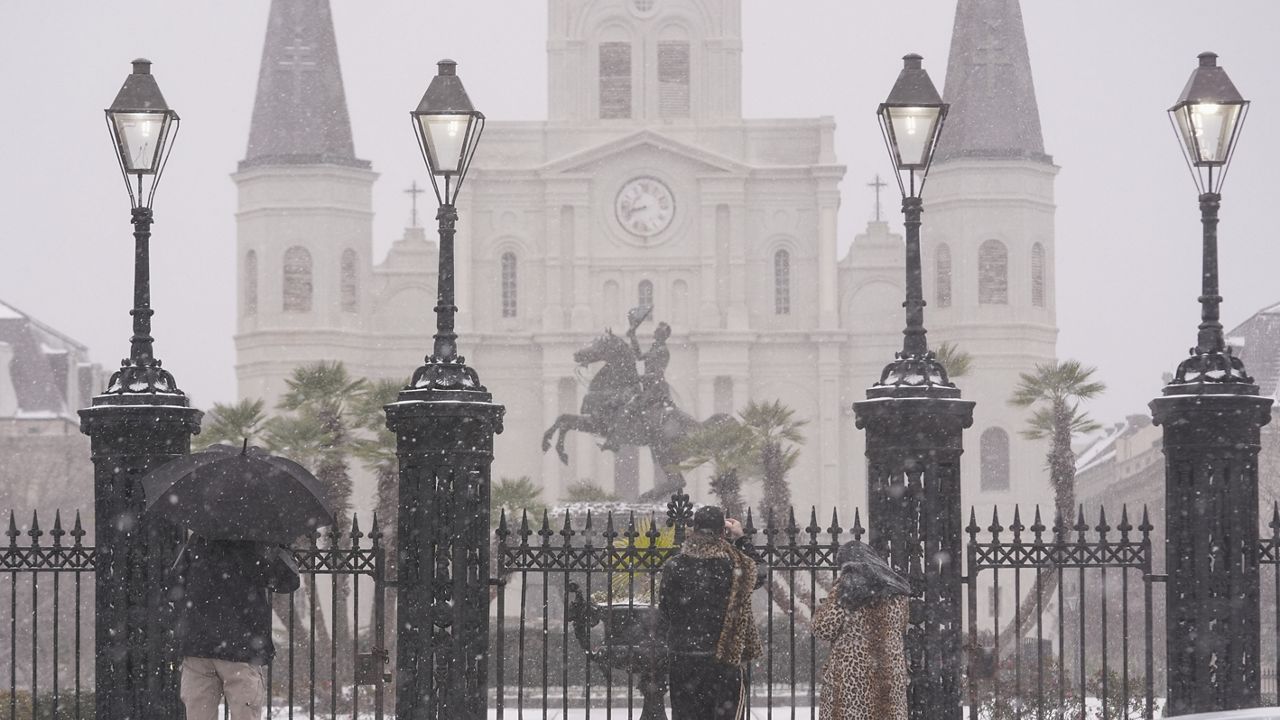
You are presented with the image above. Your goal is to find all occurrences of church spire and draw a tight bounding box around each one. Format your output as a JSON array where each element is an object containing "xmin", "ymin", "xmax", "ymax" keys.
[
  {"xmin": 934, "ymin": 0, "xmax": 1049, "ymax": 164},
  {"xmin": 241, "ymin": 0, "xmax": 368, "ymax": 170}
]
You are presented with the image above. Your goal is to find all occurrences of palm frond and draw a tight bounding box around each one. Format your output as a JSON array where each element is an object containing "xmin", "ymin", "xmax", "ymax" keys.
[
  {"xmin": 934, "ymin": 342, "xmax": 973, "ymax": 379},
  {"xmin": 197, "ymin": 398, "xmax": 266, "ymax": 450}
]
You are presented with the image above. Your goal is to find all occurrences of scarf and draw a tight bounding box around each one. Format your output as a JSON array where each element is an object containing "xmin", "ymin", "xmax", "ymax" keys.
[
  {"xmin": 681, "ymin": 532, "xmax": 763, "ymax": 665},
  {"xmin": 835, "ymin": 540, "xmax": 913, "ymax": 612}
]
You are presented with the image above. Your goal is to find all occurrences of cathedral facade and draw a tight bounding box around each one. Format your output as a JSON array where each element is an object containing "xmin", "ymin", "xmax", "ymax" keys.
[{"xmin": 234, "ymin": 0, "xmax": 1057, "ymax": 518}]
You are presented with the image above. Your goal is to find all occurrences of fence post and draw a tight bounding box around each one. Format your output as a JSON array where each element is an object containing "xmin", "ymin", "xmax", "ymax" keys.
[
  {"xmin": 79, "ymin": 390, "xmax": 201, "ymax": 719},
  {"xmin": 386, "ymin": 373, "xmax": 504, "ymax": 720},
  {"xmin": 1152, "ymin": 382, "xmax": 1272, "ymax": 715},
  {"xmin": 854, "ymin": 387, "xmax": 974, "ymax": 720}
]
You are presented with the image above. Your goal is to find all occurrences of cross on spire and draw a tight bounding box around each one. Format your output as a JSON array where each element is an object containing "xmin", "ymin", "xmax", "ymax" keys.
[
  {"xmin": 279, "ymin": 31, "xmax": 317, "ymax": 105},
  {"xmin": 405, "ymin": 180, "xmax": 426, "ymax": 228},
  {"xmin": 868, "ymin": 174, "xmax": 888, "ymax": 222}
]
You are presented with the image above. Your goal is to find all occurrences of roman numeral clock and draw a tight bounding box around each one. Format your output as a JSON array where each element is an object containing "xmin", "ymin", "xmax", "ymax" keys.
[{"xmin": 615, "ymin": 176, "xmax": 675, "ymax": 240}]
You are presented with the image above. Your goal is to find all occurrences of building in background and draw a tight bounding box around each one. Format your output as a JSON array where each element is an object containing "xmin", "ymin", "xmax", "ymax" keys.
[
  {"xmin": 234, "ymin": 0, "xmax": 1059, "ymax": 518},
  {"xmin": 0, "ymin": 299, "xmax": 102, "ymax": 514}
]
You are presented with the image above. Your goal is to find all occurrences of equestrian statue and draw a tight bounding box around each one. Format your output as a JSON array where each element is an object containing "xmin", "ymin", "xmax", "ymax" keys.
[{"xmin": 541, "ymin": 307, "xmax": 730, "ymax": 500}]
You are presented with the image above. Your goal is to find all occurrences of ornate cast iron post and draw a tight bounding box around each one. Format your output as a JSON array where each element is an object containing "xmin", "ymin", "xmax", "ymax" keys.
[
  {"xmin": 853, "ymin": 54, "xmax": 974, "ymax": 720},
  {"xmin": 79, "ymin": 58, "xmax": 201, "ymax": 720},
  {"xmin": 389, "ymin": 59, "xmax": 505, "ymax": 720},
  {"xmin": 1152, "ymin": 51, "xmax": 1272, "ymax": 716}
]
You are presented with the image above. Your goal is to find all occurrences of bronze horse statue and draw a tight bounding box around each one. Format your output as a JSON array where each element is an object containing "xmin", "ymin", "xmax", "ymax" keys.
[{"xmin": 541, "ymin": 328, "xmax": 727, "ymax": 500}]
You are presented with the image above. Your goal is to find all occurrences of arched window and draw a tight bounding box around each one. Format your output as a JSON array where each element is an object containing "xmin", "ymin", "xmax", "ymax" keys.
[
  {"xmin": 774, "ymin": 249, "xmax": 791, "ymax": 315},
  {"xmin": 978, "ymin": 239, "xmax": 1008, "ymax": 305},
  {"xmin": 936, "ymin": 243, "xmax": 952, "ymax": 308},
  {"xmin": 244, "ymin": 250, "xmax": 258, "ymax": 316},
  {"xmin": 980, "ymin": 427, "xmax": 1010, "ymax": 492},
  {"xmin": 501, "ymin": 251, "xmax": 518, "ymax": 318},
  {"xmin": 671, "ymin": 279, "xmax": 689, "ymax": 327},
  {"xmin": 283, "ymin": 246, "xmax": 312, "ymax": 313},
  {"xmin": 657, "ymin": 40, "xmax": 690, "ymax": 118},
  {"xmin": 638, "ymin": 279, "xmax": 654, "ymax": 315},
  {"xmin": 599, "ymin": 41, "xmax": 632, "ymax": 119},
  {"xmin": 1031, "ymin": 243, "xmax": 1045, "ymax": 308},
  {"xmin": 340, "ymin": 249, "xmax": 358, "ymax": 313}
]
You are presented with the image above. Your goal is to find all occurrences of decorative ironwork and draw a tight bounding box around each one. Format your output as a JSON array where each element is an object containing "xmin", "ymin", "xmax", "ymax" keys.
[
  {"xmin": 1152, "ymin": 388, "xmax": 1272, "ymax": 714},
  {"xmin": 855, "ymin": 393, "xmax": 973, "ymax": 720},
  {"xmin": 965, "ymin": 503, "xmax": 1158, "ymax": 720},
  {"xmin": 1, "ymin": 511, "xmax": 388, "ymax": 719},
  {"xmin": 387, "ymin": 387, "xmax": 504, "ymax": 720}
]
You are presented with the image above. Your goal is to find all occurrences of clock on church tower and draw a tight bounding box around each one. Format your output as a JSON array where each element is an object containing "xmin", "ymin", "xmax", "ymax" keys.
[{"xmin": 615, "ymin": 176, "xmax": 675, "ymax": 239}]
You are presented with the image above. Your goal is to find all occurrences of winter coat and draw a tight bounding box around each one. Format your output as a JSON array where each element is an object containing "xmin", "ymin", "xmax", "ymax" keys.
[
  {"xmin": 658, "ymin": 533, "xmax": 765, "ymax": 664},
  {"xmin": 172, "ymin": 538, "xmax": 300, "ymax": 665},
  {"xmin": 812, "ymin": 594, "xmax": 910, "ymax": 720}
]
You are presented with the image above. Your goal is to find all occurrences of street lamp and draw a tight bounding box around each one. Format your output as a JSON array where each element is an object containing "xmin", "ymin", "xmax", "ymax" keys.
[
  {"xmin": 82, "ymin": 58, "xmax": 199, "ymax": 720},
  {"xmin": 1153, "ymin": 51, "xmax": 1272, "ymax": 715},
  {"xmin": 855, "ymin": 54, "xmax": 973, "ymax": 720},
  {"xmin": 872, "ymin": 53, "xmax": 952, "ymax": 394},
  {"xmin": 1166, "ymin": 51, "xmax": 1250, "ymax": 382},
  {"xmin": 410, "ymin": 59, "xmax": 485, "ymax": 389},
  {"xmin": 103, "ymin": 58, "xmax": 182, "ymax": 397},
  {"xmin": 390, "ymin": 58, "xmax": 504, "ymax": 720}
]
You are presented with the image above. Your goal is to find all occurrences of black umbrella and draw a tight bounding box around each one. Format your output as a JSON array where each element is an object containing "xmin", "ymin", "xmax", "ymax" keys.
[{"xmin": 143, "ymin": 442, "xmax": 334, "ymax": 544}]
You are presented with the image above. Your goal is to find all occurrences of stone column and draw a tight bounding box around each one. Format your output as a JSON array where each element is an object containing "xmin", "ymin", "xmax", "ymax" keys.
[
  {"xmin": 855, "ymin": 387, "xmax": 973, "ymax": 720},
  {"xmin": 80, "ymin": 391, "xmax": 201, "ymax": 720},
  {"xmin": 1152, "ymin": 385, "xmax": 1272, "ymax": 715},
  {"xmin": 386, "ymin": 382, "xmax": 504, "ymax": 720}
]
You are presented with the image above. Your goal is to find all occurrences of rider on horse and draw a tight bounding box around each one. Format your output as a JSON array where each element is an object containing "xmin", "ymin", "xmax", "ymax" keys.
[{"xmin": 601, "ymin": 307, "xmax": 673, "ymax": 452}]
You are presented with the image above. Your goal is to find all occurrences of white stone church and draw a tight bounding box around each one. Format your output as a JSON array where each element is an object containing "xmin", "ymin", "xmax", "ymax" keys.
[{"xmin": 234, "ymin": 0, "xmax": 1058, "ymax": 518}]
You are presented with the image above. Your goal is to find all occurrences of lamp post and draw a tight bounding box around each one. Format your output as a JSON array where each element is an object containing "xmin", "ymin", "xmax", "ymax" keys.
[
  {"xmin": 853, "ymin": 54, "xmax": 973, "ymax": 720},
  {"xmin": 78, "ymin": 58, "xmax": 201, "ymax": 720},
  {"xmin": 1151, "ymin": 51, "xmax": 1272, "ymax": 716},
  {"xmin": 386, "ymin": 59, "xmax": 504, "ymax": 720}
]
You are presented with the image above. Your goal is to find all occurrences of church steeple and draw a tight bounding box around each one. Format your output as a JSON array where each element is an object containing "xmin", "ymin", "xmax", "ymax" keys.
[
  {"xmin": 241, "ymin": 0, "xmax": 367, "ymax": 169},
  {"xmin": 934, "ymin": 0, "xmax": 1049, "ymax": 163}
]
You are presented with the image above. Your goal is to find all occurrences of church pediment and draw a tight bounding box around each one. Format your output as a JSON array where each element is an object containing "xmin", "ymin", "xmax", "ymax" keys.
[{"xmin": 541, "ymin": 129, "xmax": 747, "ymax": 176}]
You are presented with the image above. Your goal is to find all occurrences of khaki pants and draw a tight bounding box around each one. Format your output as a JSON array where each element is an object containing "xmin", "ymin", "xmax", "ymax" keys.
[{"xmin": 180, "ymin": 657, "xmax": 266, "ymax": 720}]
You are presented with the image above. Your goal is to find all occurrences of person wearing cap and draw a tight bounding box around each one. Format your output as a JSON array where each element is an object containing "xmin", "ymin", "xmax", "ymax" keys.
[
  {"xmin": 812, "ymin": 540, "xmax": 912, "ymax": 720},
  {"xmin": 658, "ymin": 505, "xmax": 765, "ymax": 719}
]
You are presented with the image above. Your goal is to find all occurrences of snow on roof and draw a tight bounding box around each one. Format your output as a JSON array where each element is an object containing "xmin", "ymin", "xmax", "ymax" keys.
[
  {"xmin": 1075, "ymin": 422, "xmax": 1127, "ymax": 474},
  {"xmin": 0, "ymin": 301, "xmax": 23, "ymax": 320}
]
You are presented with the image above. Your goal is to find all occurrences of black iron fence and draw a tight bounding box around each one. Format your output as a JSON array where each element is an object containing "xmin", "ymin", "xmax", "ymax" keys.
[
  {"xmin": 964, "ymin": 504, "xmax": 1162, "ymax": 720},
  {"xmin": 0, "ymin": 510, "xmax": 388, "ymax": 720},
  {"xmin": 13, "ymin": 497, "xmax": 1280, "ymax": 718}
]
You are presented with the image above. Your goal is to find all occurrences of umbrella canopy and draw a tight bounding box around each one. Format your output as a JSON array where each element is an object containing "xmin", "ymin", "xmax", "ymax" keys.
[{"xmin": 143, "ymin": 442, "xmax": 334, "ymax": 544}]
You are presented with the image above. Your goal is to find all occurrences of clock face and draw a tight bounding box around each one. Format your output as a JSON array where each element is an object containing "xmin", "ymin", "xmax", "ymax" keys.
[{"xmin": 615, "ymin": 177, "xmax": 675, "ymax": 238}]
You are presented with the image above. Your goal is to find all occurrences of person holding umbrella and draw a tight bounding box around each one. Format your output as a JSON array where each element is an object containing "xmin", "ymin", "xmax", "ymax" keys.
[
  {"xmin": 171, "ymin": 538, "xmax": 299, "ymax": 719},
  {"xmin": 144, "ymin": 441, "xmax": 333, "ymax": 720}
]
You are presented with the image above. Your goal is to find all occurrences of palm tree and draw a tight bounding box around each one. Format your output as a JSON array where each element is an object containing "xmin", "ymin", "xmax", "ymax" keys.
[
  {"xmin": 934, "ymin": 341, "xmax": 972, "ymax": 380},
  {"xmin": 563, "ymin": 479, "xmax": 620, "ymax": 503},
  {"xmin": 999, "ymin": 359, "xmax": 1105, "ymax": 648},
  {"xmin": 272, "ymin": 361, "xmax": 368, "ymax": 684},
  {"xmin": 676, "ymin": 417, "xmax": 757, "ymax": 518},
  {"xmin": 491, "ymin": 476, "xmax": 546, "ymax": 528},
  {"xmin": 350, "ymin": 378, "xmax": 403, "ymax": 667},
  {"xmin": 195, "ymin": 398, "xmax": 266, "ymax": 450},
  {"xmin": 1009, "ymin": 360, "xmax": 1105, "ymax": 518},
  {"xmin": 740, "ymin": 400, "xmax": 807, "ymax": 525}
]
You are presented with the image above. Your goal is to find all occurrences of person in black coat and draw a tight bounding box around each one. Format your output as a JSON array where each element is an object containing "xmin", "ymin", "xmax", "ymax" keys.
[
  {"xmin": 171, "ymin": 537, "xmax": 300, "ymax": 720},
  {"xmin": 659, "ymin": 506, "xmax": 766, "ymax": 720}
]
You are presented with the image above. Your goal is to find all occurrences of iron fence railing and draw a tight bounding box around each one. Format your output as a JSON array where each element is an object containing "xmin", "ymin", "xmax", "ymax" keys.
[
  {"xmin": 1, "ymin": 510, "xmax": 387, "ymax": 720},
  {"xmin": 964, "ymin": 504, "xmax": 1161, "ymax": 720}
]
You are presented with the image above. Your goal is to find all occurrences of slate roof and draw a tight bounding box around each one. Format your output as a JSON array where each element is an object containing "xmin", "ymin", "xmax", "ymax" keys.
[
  {"xmin": 0, "ymin": 300, "xmax": 93, "ymax": 417},
  {"xmin": 934, "ymin": 0, "xmax": 1051, "ymax": 164},
  {"xmin": 1227, "ymin": 301, "xmax": 1280, "ymax": 399},
  {"xmin": 240, "ymin": 0, "xmax": 368, "ymax": 170}
]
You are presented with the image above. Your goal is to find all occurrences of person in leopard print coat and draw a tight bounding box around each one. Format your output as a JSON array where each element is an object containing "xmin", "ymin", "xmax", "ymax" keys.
[{"xmin": 812, "ymin": 541, "xmax": 912, "ymax": 720}]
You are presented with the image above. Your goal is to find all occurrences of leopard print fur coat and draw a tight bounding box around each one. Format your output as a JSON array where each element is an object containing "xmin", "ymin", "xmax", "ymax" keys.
[{"xmin": 812, "ymin": 594, "xmax": 909, "ymax": 720}]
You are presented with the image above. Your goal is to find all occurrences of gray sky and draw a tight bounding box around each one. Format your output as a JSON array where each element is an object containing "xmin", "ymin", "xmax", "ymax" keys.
[{"xmin": 1, "ymin": 1, "xmax": 1278, "ymax": 425}]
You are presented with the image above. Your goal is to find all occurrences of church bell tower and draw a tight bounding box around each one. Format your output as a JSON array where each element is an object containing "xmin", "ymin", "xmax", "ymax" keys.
[{"xmin": 233, "ymin": 0, "xmax": 378, "ymax": 405}]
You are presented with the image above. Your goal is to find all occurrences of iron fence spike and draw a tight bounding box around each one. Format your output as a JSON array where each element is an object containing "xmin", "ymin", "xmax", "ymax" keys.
[
  {"xmin": 1272, "ymin": 502, "xmax": 1280, "ymax": 532},
  {"xmin": 828, "ymin": 507, "xmax": 842, "ymax": 540},
  {"xmin": 7, "ymin": 510, "xmax": 19, "ymax": 546},
  {"xmin": 51, "ymin": 509, "xmax": 65, "ymax": 546},
  {"xmin": 29, "ymin": 509, "xmax": 42, "ymax": 543}
]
